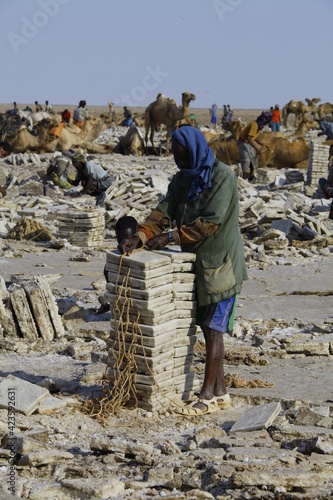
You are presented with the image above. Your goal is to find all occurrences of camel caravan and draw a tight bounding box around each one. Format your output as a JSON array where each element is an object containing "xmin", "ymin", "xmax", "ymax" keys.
[{"xmin": 1, "ymin": 95, "xmax": 332, "ymax": 171}]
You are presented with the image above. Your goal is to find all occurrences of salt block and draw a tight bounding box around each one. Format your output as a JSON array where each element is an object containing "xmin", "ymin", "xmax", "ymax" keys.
[
  {"xmin": 105, "ymin": 262, "xmax": 174, "ymax": 280},
  {"xmin": 230, "ymin": 402, "xmax": 281, "ymax": 433},
  {"xmin": 9, "ymin": 285, "xmax": 38, "ymax": 340},
  {"xmin": 106, "ymin": 282, "xmax": 173, "ymax": 300},
  {"xmin": 110, "ymin": 318, "xmax": 178, "ymax": 339},
  {"xmin": 106, "ymin": 272, "xmax": 174, "ymax": 289},
  {"xmin": 105, "ymin": 292, "xmax": 172, "ymax": 311},
  {"xmin": 107, "ymin": 249, "xmax": 171, "ymax": 271},
  {"xmin": 0, "ymin": 295, "xmax": 19, "ymax": 337},
  {"xmin": 158, "ymin": 248, "xmax": 196, "ymax": 262},
  {"xmin": 172, "ymin": 262, "xmax": 195, "ymax": 272},
  {"xmin": 23, "ymin": 279, "xmax": 55, "ymax": 341},
  {"xmin": 36, "ymin": 276, "xmax": 64, "ymax": 339},
  {"xmin": 0, "ymin": 376, "xmax": 49, "ymax": 416}
]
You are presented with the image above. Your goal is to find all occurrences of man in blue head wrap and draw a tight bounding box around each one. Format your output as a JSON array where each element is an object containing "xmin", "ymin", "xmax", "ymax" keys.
[{"xmin": 119, "ymin": 126, "xmax": 248, "ymax": 416}]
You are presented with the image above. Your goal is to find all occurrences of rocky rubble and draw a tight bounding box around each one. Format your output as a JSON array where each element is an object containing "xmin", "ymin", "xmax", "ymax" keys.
[{"xmin": 0, "ymin": 142, "xmax": 333, "ymax": 498}]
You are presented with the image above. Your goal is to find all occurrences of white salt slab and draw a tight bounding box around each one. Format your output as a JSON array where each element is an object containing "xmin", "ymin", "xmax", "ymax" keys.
[
  {"xmin": 110, "ymin": 318, "xmax": 178, "ymax": 338},
  {"xmin": 105, "ymin": 262, "xmax": 174, "ymax": 280},
  {"xmin": 107, "ymin": 249, "xmax": 171, "ymax": 271},
  {"xmin": 0, "ymin": 376, "xmax": 49, "ymax": 416},
  {"xmin": 106, "ymin": 272, "xmax": 174, "ymax": 290},
  {"xmin": 106, "ymin": 282, "xmax": 173, "ymax": 300}
]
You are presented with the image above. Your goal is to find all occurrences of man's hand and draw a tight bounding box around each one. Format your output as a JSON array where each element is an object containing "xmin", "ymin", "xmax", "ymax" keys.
[
  {"xmin": 146, "ymin": 232, "xmax": 169, "ymax": 251},
  {"xmin": 118, "ymin": 235, "xmax": 141, "ymax": 255}
]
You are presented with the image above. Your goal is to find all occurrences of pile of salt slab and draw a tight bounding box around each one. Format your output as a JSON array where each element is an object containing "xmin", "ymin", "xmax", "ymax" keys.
[
  {"xmin": 57, "ymin": 209, "xmax": 105, "ymax": 248},
  {"xmin": 104, "ymin": 248, "xmax": 200, "ymax": 411},
  {"xmin": 307, "ymin": 142, "xmax": 330, "ymax": 187}
]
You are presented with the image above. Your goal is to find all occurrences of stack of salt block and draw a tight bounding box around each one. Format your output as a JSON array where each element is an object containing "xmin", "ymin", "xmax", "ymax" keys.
[
  {"xmin": 306, "ymin": 142, "xmax": 330, "ymax": 187},
  {"xmin": 104, "ymin": 247, "xmax": 200, "ymax": 411},
  {"xmin": 0, "ymin": 275, "xmax": 64, "ymax": 341},
  {"xmin": 57, "ymin": 209, "xmax": 105, "ymax": 247}
]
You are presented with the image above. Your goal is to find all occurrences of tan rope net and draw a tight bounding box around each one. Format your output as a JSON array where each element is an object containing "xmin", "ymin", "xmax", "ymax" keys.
[{"xmin": 82, "ymin": 256, "xmax": 142, "ymax": 423}]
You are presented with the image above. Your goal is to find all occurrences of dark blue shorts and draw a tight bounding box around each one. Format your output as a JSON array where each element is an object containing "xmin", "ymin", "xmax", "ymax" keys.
[{"xmin": 197, "ymin": 295, "xmax": 236, "ymax": 333}]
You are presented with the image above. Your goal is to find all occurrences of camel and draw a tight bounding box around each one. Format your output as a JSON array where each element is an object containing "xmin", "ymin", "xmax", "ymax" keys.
[
  {"xmin": 208, "ymin": 133, "xmax": 239, "ymax": 165},
  {"xmin": 282, "ymin": 98, "xmax": 321, "ymax": 126},
  {"xmin": 8, "ymin": 121, "xmax": 51, "ymax": 152},
  {"xmin": 114, "ymin": 126, "xmax": 145, "ymax": 156},
  {"xmin": 259, "ymin": 135, "xmax": 311, "ymax": 169},
  {"xmin": 209, "ymin": 120, "xmax": 311, "ymax": 169},
  {"xmin": 44, "ymin": 119, "xmax": 106, "ymax": 152},
  {"xmin": 8, "ymin": 118, "xmax": 106, "ymax": 153},
  {"xmin": 144, "ymin": 92, "xmax": 196, "ymax": 155},
  {"xmin": 294, "ymin": 117, "xmax": 320, "ymax": 136},
  {"xmin": 315, "ymin": 102, "xmax": 333, "ymax": 120}
]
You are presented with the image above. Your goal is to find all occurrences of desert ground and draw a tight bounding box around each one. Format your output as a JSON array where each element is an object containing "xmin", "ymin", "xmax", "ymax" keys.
[{"xmin": 0, "ymin": 103, "xmax": 333, "ymax": 499}]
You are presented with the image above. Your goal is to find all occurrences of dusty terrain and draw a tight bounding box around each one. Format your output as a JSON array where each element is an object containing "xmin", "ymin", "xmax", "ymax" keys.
[{"xmin": 0, "ymin": 105, "xmax": 333, "ymax": 499}]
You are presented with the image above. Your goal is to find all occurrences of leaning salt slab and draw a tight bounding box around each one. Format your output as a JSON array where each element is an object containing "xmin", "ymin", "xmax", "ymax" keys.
[
  {"xmin": 36, "ymin": 276, "xmax": 65, "ymax": 339},
  {"xmin": 0, "ymin": 376, "xmax": 49, "ymax": 416},
  {"xmin": 23, "ymin": 279, "xmax": 55, "ymax": 341},
  {"xmin": 9, "ymin": 284, "xmax": 38, "ymax": 340},
  {"xmin": 0, "ymin": 279, "xmax": 18, "ymax": 337}
]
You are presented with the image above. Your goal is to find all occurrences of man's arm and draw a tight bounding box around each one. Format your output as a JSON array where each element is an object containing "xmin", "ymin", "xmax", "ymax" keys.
[
  {"xmin": 80, "ymin": 173, "xmax": 95, "ymax": 194},
  {"xmin": 248, "ymin": 135, "xmax": 265, "ymax": 153}
]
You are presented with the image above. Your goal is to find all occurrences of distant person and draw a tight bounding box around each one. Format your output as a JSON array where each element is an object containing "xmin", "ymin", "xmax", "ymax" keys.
[
  {"xmin": 227, "ymin": 104, "xmax": 233, "ymax": 121},
  {"xmin": 108, "ymin": 102, "xmax": 114, "ymax": 118},
  {"xmin": 35, "ymin": 101, "xmax": 43, "ymax": 112},
  {"xmin": 237, "ymin": 111, "xmax": 272, "ymax": 181},
  {"xmin": 0, "ymin": 142, "xmax": 12, "ymax": 196},
  {"xmin": 13, "ymin": 102, "xmax": 18, "ymax": 112},
  {"xmin": 209, "ymin": 103, "xmax": 218, "ymax": 129},
  {"xmin": 46, "ymin": 149, "xmax": 76, "ymax": 189},
  {"xmin": 189, "ymin": 113, "xmax": 197, "ymax": 126},
  {"xmin": 319, "ymin": 160, "xmax": 333, "ymax": 220},
  {"xmin": 222, "ymin": 104, "xmax": 228, "ymax": 124},
  {"xmin": 123, "ymin": 106, "xmax": 134, "ymax": 126},
  {"xmin": 271, "ymin": 104, "xmax": 281, "ymax": 132},
  {"xmin": 268, "ymin": 107, "xmax": 274, "ymax": 129},
  {"xmin": 68, "ymin": 153, "xmax": 113, "ymax": 206},
  {"xmin": 318, "ymin": 121, "xmax": 333, "ymax": 140},
  {"xmin": 45, "ymin": 100, "xmax": 53, "ymax": 113},
  {"xmin": 73, "ymin": 100, "xmax": 88, "ymax": 129},
  {"xmin": 61, "ymin": 109, "xmax": 71, "ymax": 125}
]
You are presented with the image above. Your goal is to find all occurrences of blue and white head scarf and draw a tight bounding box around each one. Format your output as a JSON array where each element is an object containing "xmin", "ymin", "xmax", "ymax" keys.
[{"xmin": 171, "ymin": 126, "xmax": 215, "ymax": 201}]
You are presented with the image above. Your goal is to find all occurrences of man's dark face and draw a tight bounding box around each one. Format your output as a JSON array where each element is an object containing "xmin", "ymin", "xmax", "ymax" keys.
[
  {"xmin": 171, "ymin": 141, "xmax": 190, "ymax": 169},
  {"xmin": 116, "ymin": 227, "xmax": 135, "ymax": 243},
  {"xmin": 73, "ymin": 161, "xmax": 83, "ymax": 170}
]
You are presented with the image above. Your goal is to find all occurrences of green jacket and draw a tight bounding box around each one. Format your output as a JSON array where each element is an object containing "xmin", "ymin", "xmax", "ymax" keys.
[{"xmin": 156, "ymin": 160, "xmax": 248, "ymax": 306}]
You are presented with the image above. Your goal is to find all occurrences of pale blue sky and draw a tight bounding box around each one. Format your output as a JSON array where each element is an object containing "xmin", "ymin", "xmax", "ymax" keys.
[{"xmin": 1, "ymin": 0, "xmax": 331, "ymax": 109}]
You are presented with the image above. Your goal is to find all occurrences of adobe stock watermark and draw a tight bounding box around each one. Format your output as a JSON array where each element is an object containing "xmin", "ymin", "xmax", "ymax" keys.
[
  {"xmin": 213, "ymin": 0, "xmax": 244, "ymax": 21},
  {"xmin": 7, "ymin": 0, "xmax": 71, "ymax": 54},
  {"xmin": 114, "ymin": 64, "xmax": 170, "ymax": 107}
]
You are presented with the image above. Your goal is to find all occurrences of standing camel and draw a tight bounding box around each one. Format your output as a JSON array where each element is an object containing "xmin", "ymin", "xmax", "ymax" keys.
[
  {"xmin": 144, "ymin": 92, "xmax": 196, "ymax": 155},
  {"xmin": 282, "ymin": 98, "xmax": 321, "ymax": 126}
]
